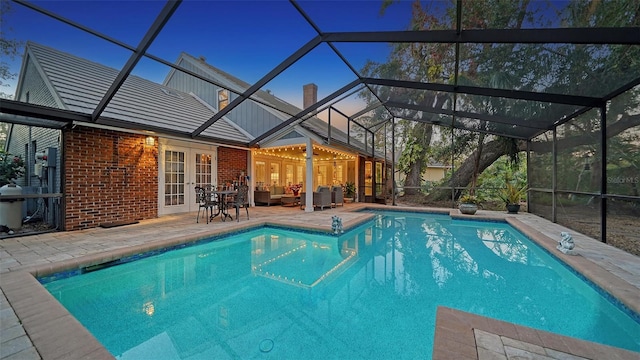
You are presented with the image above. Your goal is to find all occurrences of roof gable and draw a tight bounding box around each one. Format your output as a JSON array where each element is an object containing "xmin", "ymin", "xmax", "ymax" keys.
[{"xmin": 25, "ymin": 42, "xmax": 250, "ymax": 144}]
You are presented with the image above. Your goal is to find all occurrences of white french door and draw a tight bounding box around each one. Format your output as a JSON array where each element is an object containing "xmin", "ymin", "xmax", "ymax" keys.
[{"xmin": 159, "ymin": 144, "xmax": 217, "ymax": 215}]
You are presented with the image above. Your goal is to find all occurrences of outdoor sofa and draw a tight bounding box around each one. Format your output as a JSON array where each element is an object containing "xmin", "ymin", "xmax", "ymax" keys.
[{"xmin": 254, "ymin": 186, "xmax": 285, "ymax": 206}]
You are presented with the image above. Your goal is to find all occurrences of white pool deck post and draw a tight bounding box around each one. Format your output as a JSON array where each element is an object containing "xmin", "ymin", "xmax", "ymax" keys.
[{"xmin": 305, "ymin": 137, "xmax": 314, "ymax": 212}]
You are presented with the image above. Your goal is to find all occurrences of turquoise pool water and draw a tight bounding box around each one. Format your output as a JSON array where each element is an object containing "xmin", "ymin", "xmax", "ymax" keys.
[{"xmin": 43, "ymin": 211, "xmax": 640, "ymax": 359}]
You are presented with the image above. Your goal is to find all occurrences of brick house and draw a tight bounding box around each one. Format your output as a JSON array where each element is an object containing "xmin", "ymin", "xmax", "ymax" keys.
[{"xmin": 5, "ymin": 42, "xmax": 385, "ymax": 231}]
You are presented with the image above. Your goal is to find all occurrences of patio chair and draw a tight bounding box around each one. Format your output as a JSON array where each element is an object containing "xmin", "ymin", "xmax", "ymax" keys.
[
  {"xmin": 227, "ymin": 184, "xmax": 249, "ymax": 222},
  {"xmin": 195, "ymin": 185, "xmax": 217, "ymax": 224},
  {"xmin": 300, "ymin": 186, "xmax": 332, "ymax": 210},
  {"xmin": 331, "ymin": 186, "xmax": 344, "ymax": 207}
]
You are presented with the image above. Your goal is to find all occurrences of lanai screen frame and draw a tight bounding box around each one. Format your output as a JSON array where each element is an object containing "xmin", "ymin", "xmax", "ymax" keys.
[{"xmin": 1, "ymin": 0, "xmax": 639, "ymax": 245}]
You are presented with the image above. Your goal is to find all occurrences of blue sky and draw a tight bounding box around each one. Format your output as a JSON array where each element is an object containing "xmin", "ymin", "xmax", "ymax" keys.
[
  {"xmin": 3, "ymin": 0, "xmax": 425, "ymax": 112},
  {"xmin": 3, "ymin": 0, "xmax": 576, "ymax": 113}
]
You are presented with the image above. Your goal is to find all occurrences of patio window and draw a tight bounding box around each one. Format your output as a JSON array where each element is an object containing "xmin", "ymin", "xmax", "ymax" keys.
[
  {"xmin": 270, "ymin": 163, "xmax": 280, "ymax": 186},
  {"xmin": 296, "ymin": 165, "xmax": 304, "ymax": 185},
  {"xmin": 285, "ymin": 164, "xmax": 294, "ymax": 185},
  {"xmin": 335, "ymin": 164, "xmax": 343, "ymax": 184},
  {"xmin": 255, "ymin": 161, "xmax": 266, "ymax": 184}
]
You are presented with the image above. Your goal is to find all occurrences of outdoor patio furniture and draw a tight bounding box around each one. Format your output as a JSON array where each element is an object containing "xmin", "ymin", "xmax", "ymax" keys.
[
  {"xmin": 300, "ymin": 186, "xmax": 332, "ymax": 210},
  {"xmin": 281, "ymin": 195, "xmax": 300, "ymax": 207},
  {"xmin": 211, "ymin": 189, "xmax": 236, "ymax": 222},
  {"xmin": 331, "ymin": 186, "xmax": 344, "ymax": 207},
  {"xmin": 195, "ymin": 185, "xmax": 218, "ymax": 224},
  {"xmin": 227, "ymin": 184, "xmax": 249, "ymax": 222},
  {"xmin": 254, "ymin": 186, "xmax": 285, "ymax": 206}
]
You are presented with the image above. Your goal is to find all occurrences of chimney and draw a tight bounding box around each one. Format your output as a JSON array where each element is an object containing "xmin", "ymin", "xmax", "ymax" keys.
[{"xmin": 303, "ymin": 83, "xmax": 317, "ymax": 109}]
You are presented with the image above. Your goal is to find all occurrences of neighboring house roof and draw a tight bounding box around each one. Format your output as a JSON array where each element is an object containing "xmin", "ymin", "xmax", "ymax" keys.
[
  {"xmin": 22, "ymin": 42, "xmax": 250, "ymax": 144},
  {"xmin": 427, "ymin": 163, "xmax": 452, "ymax": 168}
]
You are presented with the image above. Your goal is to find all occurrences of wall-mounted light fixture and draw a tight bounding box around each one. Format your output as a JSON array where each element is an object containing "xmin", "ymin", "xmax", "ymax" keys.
[{"xmin": 145, "ymin": 136, "xmax": 155, "ymax": 146}]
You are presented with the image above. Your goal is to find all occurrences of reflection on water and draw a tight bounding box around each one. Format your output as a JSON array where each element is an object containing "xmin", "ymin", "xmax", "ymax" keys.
[
  {"xmin": 44, "ymin": 213, "xmax": 640, "ymax": 359},
  {"xmin": 251, "ymin": 234, "xmax": 357, "ymax": 287}
]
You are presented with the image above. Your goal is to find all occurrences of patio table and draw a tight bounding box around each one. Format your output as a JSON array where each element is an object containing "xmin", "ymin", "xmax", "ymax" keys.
[{"xmin": 210, "ymin": 190, "xmax": 237, "ymax": 222}]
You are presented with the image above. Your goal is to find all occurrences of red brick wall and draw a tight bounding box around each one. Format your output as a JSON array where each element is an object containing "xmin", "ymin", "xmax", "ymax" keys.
[
  {"xmin": 217, "ymin": 147, "xmax": 248, "ymax": 185},
  {"xmin": 63, "ymin": 127, "xmax": 158, "ymax": 230}
]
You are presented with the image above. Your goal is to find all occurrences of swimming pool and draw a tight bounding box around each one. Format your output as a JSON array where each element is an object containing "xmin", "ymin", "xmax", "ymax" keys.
[{"xmin": 42, "ymin": 211, "xmax": 640, "ymax": 359}]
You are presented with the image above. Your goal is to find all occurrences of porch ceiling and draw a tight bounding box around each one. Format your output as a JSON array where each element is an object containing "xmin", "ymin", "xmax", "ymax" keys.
[{"xmin": 254, "ymin": 144, "xmax": 357, "ymax": 162}]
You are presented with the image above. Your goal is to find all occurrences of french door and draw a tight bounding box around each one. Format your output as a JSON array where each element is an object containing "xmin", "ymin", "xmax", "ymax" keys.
[{"xmin": 159, "ymin": 144, "xmax": 217, "ymax": 215}]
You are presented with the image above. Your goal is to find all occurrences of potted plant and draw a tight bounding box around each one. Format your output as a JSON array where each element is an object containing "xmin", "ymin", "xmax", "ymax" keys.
[
  {"xmin": 458, "ymin": 194, "xmax": 481, "ymax": 215},
  {"xmin": 344, "ymin": 182, "xmax": 356, "ymax": 202},
  {"xmin": 499, "ymin": 182, "xmax": 527, "ymax": 214}
]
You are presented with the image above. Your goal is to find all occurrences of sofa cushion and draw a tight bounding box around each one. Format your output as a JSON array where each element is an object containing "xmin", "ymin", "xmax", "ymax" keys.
[{"xmin": 272, "ymin": 186, "xmax": 284, "ymax": 195}]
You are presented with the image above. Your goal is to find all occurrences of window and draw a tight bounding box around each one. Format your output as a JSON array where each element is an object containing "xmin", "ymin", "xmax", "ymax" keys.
[
  {"xmin": 285, "ymin": 164, "xmax": 294, "ymax": 185},
  {"xmin": 270, "ymin": 163, "xmax": 280, "ymax": 186},
  {"xmin": 335, "ymin": 164, "xmax": 343, "ymax": 184},
  {"xmin": 164, "ymin": 150, "xmax": 185, "ymax": 206},
  {"xmin": 194, "ymin": 153, "xmax": 212, "ymax": 187},
  {"xmin": 218, "ymin": 89, "xmax": 229, "ymax": 110},
  {"xmin": 317, "ymin": 165, "xmax": 327, "ymax": 187},
  {"xmin": 255, "ymin": 161, "xmax": 266, "ymax": 184},
  {"xmin": 297, "ymin": 165, "xmax": 304, "ymax": 185}
]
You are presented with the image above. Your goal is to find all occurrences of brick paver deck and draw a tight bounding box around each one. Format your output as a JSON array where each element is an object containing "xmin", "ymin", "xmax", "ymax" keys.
[{"xmin": 1, "ymin": 204, "xmax": 638, "ymax": 359}]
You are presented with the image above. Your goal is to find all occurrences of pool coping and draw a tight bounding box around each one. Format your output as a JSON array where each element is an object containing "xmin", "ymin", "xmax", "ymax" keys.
[
  {"xmin": 432, "ymin": 307, "xmax": 639, "ymax": 360},
  {"xmin": 1, "ymin": 207, "xmax": 638, "ymax": 359}
]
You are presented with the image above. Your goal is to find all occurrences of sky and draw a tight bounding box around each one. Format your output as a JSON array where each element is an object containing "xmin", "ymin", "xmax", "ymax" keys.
[{"xmin": 2, "ymin": 0, "xmax": 426, "ymax": 114}]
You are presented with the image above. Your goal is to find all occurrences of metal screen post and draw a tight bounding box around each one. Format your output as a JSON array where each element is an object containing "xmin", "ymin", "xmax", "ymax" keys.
[
  {"xmin": 391, "ymin": 118, "xmax": 396, "ymax": 206},
  {"xmin": 600, "ymin": 105, "xmax": 607, "ymax": 243},
  {"xmin": 451, "ymin": 126, "xmax": 455, "ymax": 207},
  {"xmin": 552, "ymin": 128, "xmax": 557, "ymax": 222}
]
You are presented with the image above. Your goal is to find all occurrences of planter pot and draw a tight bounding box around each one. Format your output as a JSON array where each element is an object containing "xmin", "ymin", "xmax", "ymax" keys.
[
  {"xmin": 459, "ymin": 203, "xmax": 478, "ymax": 215},
  {"xmin": 506, "ymin": 203, "xmax": 521, "ymax": 214},
  {"xmin": 0, "ymin": 184, "xmax": 24, "ymax": 230}
]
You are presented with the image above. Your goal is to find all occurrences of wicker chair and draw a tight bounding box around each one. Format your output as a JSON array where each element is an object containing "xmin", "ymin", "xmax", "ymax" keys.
[
  {"xmin": 300, "ymin": 186, "xmax": 332, "ymax": 210},
  {"xmin": 331, "ymin": 186, "xmax": 344, "ymax": 207}
]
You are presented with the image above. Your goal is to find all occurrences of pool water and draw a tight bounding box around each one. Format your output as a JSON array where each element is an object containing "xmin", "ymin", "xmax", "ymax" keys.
[{"xmin": 43, "ymin": 211, "xmax": 640, "ymax": 359}]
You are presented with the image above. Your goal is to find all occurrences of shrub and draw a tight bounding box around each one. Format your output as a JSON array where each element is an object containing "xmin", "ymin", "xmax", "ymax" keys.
[{"xmin": 0, "ymin": 150, "xmax": 25, "ymax": 187}]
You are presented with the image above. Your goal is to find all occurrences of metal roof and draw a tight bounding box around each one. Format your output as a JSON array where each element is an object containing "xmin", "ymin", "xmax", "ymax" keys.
[{"xmin": 1, "ymin": 0, "xmax": 638, "ymax": 149}]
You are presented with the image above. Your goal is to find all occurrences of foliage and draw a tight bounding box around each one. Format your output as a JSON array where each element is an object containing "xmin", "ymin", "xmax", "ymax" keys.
[
  {"xmin": 363, "ymin": 0, "xmax": 639, "ymax": 201},
  {"xmin": 344, "ymin": 181, "xmax": 356, "ymax": 198},
  {"xmin": 498, "ymin": 182, "xmax": 528, "ymax": 205},
  {"xmin": 459, "ymin": 194, "xmax": 481, "ymax": 205},
  {"xmin": 0, "ymin": 122, "xmax": 8, "ymax": 149},
  {"xmin": 0, "ymin": 150, "xmax": 25, "ymax": 187},
  {"xmin": 397, "ymin": 135, "xmax": 425, "ymax": 174},
  {"xmin": 477, "ymin": 156, "xmax": 527, "ymax": 200},
  {"xmin": 0, "ymin": 0, "xmax": 22, "ymax": 99}
]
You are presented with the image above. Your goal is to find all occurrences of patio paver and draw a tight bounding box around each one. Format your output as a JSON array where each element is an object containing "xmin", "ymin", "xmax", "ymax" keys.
[{"xmin": 1, "ymin": 204, "xmax": 638, "ymax": 359}]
